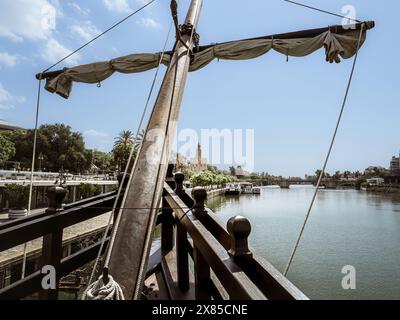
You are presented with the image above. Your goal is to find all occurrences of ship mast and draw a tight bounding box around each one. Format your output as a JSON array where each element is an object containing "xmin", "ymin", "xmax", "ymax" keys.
[{"xmin": 107, "ymin": 0, "xmax": 203, "ymax": 299}]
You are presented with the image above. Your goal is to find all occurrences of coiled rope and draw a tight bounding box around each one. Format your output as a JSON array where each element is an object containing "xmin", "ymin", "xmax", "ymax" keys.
[
  {"xmin": 82, "ymin": 275, "xmax": 124, "ymax": 300},
  {"xmin": 283, "ymin": 23, "xmax": 365, "ymax": 276}
]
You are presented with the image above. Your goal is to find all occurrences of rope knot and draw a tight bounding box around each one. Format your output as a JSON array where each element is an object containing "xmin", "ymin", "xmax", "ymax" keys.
[{"xmin": 82, "ymin": 275, "xmax": 125, "ymax": 300}]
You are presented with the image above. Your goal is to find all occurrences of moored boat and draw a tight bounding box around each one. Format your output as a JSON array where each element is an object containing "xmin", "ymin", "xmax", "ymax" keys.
[
  {"xmin": 252, "ymin": 186, "xmax": 261, "ymax": 194},
  {"xmin": 225, "ymin": 183, "xmax": 240, "ymax": 195}
]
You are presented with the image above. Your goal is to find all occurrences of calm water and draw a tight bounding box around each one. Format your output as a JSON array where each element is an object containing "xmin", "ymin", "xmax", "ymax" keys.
[{"xmin": 207, "ymin": 187, "xmax": 400, "ymax": 300}]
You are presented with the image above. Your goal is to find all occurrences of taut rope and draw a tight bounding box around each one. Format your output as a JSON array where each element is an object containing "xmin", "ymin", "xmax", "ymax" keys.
[{"xmin": 283, "ymin": 23, "xmax": 365, "ymax": 276}]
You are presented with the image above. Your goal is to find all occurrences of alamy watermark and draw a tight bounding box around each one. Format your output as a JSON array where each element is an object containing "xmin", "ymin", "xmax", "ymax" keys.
[
  {"xmin": 144, "ymin": 124, "xmax": 255, "ymax": 173},
  {"xmin": 341, "ymin": 265, "xmax": 356, "ymax": 290},
  {"xmin": 342, "ymin": 5, "xmax": 357, "ymax": 29},
  {"xmin": 41, "ymin": 265, "xmax": 56, "ymax": 290}
]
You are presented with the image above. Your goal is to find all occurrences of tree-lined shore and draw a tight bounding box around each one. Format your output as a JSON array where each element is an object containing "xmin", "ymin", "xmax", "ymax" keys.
[{"xmin": 0, "ymin": 124, "xmax": 142, "ymax": 174}]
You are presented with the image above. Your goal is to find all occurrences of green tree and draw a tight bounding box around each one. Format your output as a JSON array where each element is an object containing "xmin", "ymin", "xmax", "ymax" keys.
[
  {"xmin": 190, "ymin": 170, "xmax": 234, "ymax": 187},
  {"xmin": 4, "ymin": 184, "xmax": 30, "ymax": 209},
  {"xmin": 84, "ymin": 149, "xmax": 114, "ymax": 173},
  {"xmin": 315, "ymin": 170, "xmax": 325, "ymax": 179},
  {"xmin": 333, "ymin": 171, "xmax": 341, "ymax": 181},
  {"xmin": 112, "ymin": 130, "xmax": 143, "ymax": 172},
  {"xmin": 93, "ymin": 150, "xmax": 113, "ymax": 172},
  {"xmin": 0, "ymin": 133, "xmax": 16, "ymax": 168},
  {"xmin": 79, "ymin": 183, "xmax": 102, "ymax": 199},
  {"xmin": 7, "ymin": 124, "xmax": 88, "ymax": 173}
]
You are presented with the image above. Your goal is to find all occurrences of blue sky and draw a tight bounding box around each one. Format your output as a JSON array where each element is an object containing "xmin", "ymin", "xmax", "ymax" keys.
[{"xmin": 0, "ymin": 0, "xmax": 399, "ymax": 177}]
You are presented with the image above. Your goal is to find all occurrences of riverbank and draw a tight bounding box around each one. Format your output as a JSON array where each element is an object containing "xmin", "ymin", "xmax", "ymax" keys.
[{"xmin": 366, "ymin": 185, "xmax": 400, "ymax": 194}]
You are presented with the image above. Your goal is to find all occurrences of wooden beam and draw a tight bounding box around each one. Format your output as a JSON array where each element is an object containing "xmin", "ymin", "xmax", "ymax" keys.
[
  {"xmin": 107, "ymin": 0, "xmax": 203, "ymax": 300},
  {"xmin": 197, "ymin": 21, "xmax": 375, "ymax": 51}
]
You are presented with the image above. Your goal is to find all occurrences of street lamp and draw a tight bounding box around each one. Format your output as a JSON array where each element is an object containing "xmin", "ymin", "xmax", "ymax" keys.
[{"xmin": 38, "ymin": 153, "xmax": 44, "ymax": 172}]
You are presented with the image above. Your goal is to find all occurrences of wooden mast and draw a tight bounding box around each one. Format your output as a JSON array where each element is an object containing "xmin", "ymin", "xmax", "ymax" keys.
[{"xmin": 107, "ymin": 0, "xmax": 203, "ymax": 299}]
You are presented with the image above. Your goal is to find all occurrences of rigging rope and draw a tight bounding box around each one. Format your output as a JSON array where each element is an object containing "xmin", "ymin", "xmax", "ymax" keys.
[
  {"xmin": 283, "ymin": 0, "xmax": 361, "ymax": 23},
  {"xmin": 42, "ymin": 0, "xmax": 156, "ymax": 73},
  {"xmin": 21, "ymin": 79, "xmax": 42, "ymax": 279},
  {"xmin": 283, "ymin": 23, "xmax": 365, "ymax": 277},
  {"xmin": 84, "ymin": 21, "xmax": 175, "ymax": 297},
  {"xmin": 20, "ymin": 0, "xmax": 156, "ymax": 281}
]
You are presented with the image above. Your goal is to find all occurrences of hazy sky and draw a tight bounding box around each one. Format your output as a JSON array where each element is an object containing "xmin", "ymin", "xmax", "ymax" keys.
[{"xmin": 0, "ymin": 0, "xmax": 398, "ymax": 176}]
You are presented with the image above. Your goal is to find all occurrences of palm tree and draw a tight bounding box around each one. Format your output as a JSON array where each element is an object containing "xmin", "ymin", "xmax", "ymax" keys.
[
  {"xmin": 112, "ymin": 130, "xmax": 144, "ymax": 172},
  {"xmin": 114, "ymin": 130, "xmax": 134, "ymax": 149}
]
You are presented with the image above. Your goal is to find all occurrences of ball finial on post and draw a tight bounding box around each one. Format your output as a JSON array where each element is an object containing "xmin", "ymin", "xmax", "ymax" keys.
[
  {"xmin": 227, "ymin": 216, "xmax": 253, "ymax": 259},
  {"xmin": 191, "ymin": 187, "xmax": 207, "ymax": 218},
  {"xmin": 174, "ymin": 172, "xmax": 185, "ymax": 194},
  {"xmin": 46, "ymin": 186, "xmax": 67, "ymax": 214}
]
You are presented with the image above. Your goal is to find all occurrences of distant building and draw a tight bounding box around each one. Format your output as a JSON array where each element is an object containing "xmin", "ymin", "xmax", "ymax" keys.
[
  {"xmin": 175, "ymin": 144, "xmax": 208, "ymax": 174},
  {"xmin": 390, "ymin": 153, "xmax": 400, "ymax": 175},
  {"xmin": 366, "ymin": 177, "xmax": 385, "ymax": 186},
  {"xmin": 194, "ymin": 143, "xmax": 208, "ymax": 171}
]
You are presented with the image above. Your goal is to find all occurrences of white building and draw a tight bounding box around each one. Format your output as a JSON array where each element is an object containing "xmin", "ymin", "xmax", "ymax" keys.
[
  {"xmin": 390, "ymin": 153, "xmax": 400, "ymax": 174},
  {"xmin": 366, "ymin": 177, "xmax": 384, "ymax": 186}
]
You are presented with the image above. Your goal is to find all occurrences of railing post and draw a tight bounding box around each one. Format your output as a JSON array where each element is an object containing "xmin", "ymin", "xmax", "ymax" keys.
[
  {"xmin": 161, "ymin": 194, "xmax": 174, "ymax": 253},
  {"xmin": 174, "ymin": 172, "xmax": 189, "ymax": 291},
  {"xmin": 174, "ymin": 172, "xmax": 185, "ymax": 197},
  {"xmin": 193, "ymin": 245, "xmax": 211, "ymax": 300},
  {"xmin": 191, "ymin": 187, "xmax": 207, "ymax": 219},
  {"xmin": 161, "ymin": 165, "xmax": 175, "ymax": 253},
  {"xmin": 227, "ymin": 216, "xmax": 253, "ymax": 260},
  {"xmin": 39, "ymin": 186, "xmax": 66, "ymax": 300},
  {"xmin": 191, "ymin": 187, "xmax": 211, "ymax": 299},
  {"xmin": 165, "ymin": 163, "xmax": 176, "ymax": 190}
]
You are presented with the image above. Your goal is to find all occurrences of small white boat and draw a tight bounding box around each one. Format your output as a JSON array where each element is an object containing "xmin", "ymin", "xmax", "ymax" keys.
[
  {"xmin": 252, "ymin": 186, "xmax": 261, "ymax": 194},
  {"xmin": 225, "ymin": 183, "xmax": 240, "ymax": 195},
  {"xmin": 240, "ymin": 182, "xmax": 254, "ymax": 194}
]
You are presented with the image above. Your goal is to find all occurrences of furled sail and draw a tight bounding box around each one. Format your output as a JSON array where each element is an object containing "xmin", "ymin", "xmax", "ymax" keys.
[
  {"xmin": 190, "ymin": 28, "xmax": 368, "ymax": 71},
  {"xmin": 43, "ymin": 22, "xmax": 373, "ymax": 99},
  {"xmin": 45, "ymin": 53, "xmax": 171, "ymax": 99}
]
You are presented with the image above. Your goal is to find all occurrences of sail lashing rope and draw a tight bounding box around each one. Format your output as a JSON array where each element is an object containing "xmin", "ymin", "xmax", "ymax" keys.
[
  {"xmin": 19, "ymin": 0, "xmax": 158, "ymax": 282},
  {"xmin": 283, "ymin": 23, "xmax": 366, "ymax": 276}
]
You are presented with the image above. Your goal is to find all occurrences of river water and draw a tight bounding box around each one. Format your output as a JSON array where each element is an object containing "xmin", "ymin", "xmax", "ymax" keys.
[{"xmin": 206, "ymin": 186, "xmax": 400, "ymax": 300}]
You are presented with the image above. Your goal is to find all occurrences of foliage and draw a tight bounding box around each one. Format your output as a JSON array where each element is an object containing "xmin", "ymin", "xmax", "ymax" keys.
[
  {"xmin": 85, "ymin": 149, "xmax": 114, "ymax": 173},
  {"xmin": 7, "ymin": 125, "xmax": 89, "ymax": 173},
  {"xmin": 79, "ymin": 183, "xmax": 102, "ymax": 199},
  {"xmin": 190, "ymin": 170, "xmax": 235, "ymax": 187},
  {"xmin": 112, "ymin": 129, "xmax": 143, "ymax": 172},
  {"xmin": 4, "ymin": 184, "xmax": 30, "ymax": 209},
  {"xmin": 0, "ymin": 133, "xmax": 16, "ymax": 167},
  {"xmin": 355, "ymin": 177, "xmax": 367, "ymax": 190}
]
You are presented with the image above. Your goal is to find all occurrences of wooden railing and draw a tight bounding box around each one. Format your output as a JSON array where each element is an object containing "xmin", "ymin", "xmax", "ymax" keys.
[
  {"xmin": 0, "ymin": 188, "xmax": 119, "ymax": 300},
  {"xmin": 157, "ymin": 172, "xmax": 308, "ymax": 300},
  {"xmin": 0, "ymin": 167, "xmax": 308, "ymax": 300}
]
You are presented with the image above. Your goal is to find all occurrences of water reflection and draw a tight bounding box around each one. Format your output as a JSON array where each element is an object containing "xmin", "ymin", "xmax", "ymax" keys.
[{"xmin": 207, "ymin": 187, "xmax": 400, "ymax": 300}]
